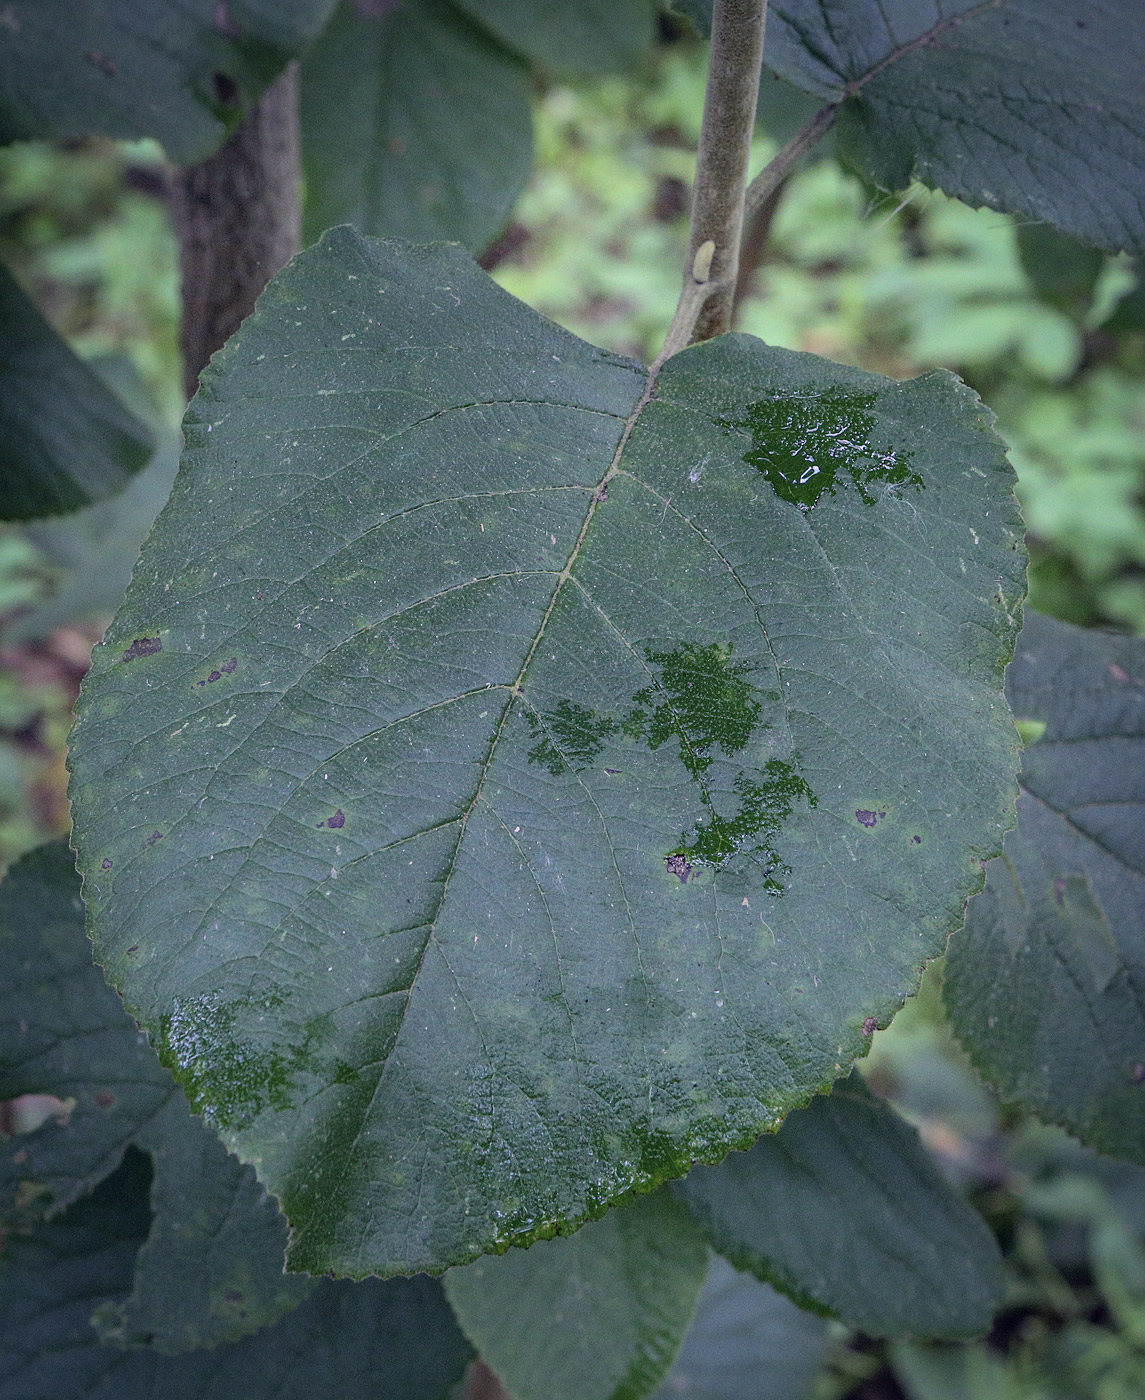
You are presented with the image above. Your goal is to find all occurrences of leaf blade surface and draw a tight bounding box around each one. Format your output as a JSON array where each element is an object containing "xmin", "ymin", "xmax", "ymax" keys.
[{"xmin": 69, "ymin": 230, "xmax": 1025, "ymax": 1278}]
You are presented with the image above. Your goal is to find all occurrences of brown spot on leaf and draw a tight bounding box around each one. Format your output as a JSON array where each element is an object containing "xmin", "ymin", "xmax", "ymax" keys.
[
  {"xmin": 213, "ymin": 0, "xmax": 240, "ymax": 36},
  {"xmin": 95, "ymin": 1091, "xmax": 115, "ymax": 1109},
  {"xmin": 86, "ymin": 50, "xmax": 117, "ymax": 77},
  {"xmin": 225, "ymin": 1289, "xmax": 244, "ymax": 1303},
  {"xmin": 666, "ymin": 854, "xmax": 692, "ymax": 883},
  {"xmin": 911, "ymin": 835, "xmax": 921, "ymax": 844},
  {"xmin": 1109, "ymin": 663, "xmax": 1133, "ymax": 683},
  {"xmin": 327, "ymin": 810, "xmax": 345, "ymax": 829},
  {"xmin": 856, "ymin": 809, "xmax": 878, "ymax": 828},
  {"xmin": 1133, "ymin": 1063, "xmax": 1145, "ymax": 1084},
  {"xmin": 862, "ymin": 1017, "xmax": 878, "ymax": 1036},
  {"xmin": 213, "ymin": 70, "xmax": 241, "ymax": 107},
  {"xmin": 122, "ymin": 636, "xmax": 162, "ymax": 662},
  {"xmin": 101, "ymin": 858, "xmax": 113, "ymax": 870},
  {"xmin": 127, "ymin": 945, "xmax": 139, "ymax": 954},
  {"xmin": 1053, "ymin": 876, "xmax": 1067, "ymax": 906},
  {"xmin": 143, "ymin": 831, "xmax": 164, "ymax": 849}
]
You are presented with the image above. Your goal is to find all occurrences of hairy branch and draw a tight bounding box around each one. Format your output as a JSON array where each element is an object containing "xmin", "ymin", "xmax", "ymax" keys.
[{"xmin": 657, "ymin": 0, "xmax": 768, "ymax": 362}]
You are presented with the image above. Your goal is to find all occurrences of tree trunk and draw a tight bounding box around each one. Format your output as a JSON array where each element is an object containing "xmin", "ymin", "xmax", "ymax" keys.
[{"xmin": 173, "ymin": 64, "xmax": 301, "ymax": 400}]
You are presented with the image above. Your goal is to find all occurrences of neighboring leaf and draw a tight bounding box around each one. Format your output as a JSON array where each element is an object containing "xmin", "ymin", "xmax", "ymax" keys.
[
  {"xmin": 452, "ymin": 0, "xmax": 655, "ymax": 74},
  {"xmin": 1016, "ymin": 226, "xmax": 1105, "ymax": 319},
  {"xmin": 945, "ymin": 612, "xmax": 1145, "ymax": 1163},
  {"xmin": 445, "ymin": 1191, "xmax": 708, "ymax": 1400},
  {"xmin": 0, "ymin": 1148, "xmax": 473, "ymax": 1400},
  {"xmin": 763, "ymin": 0, "xmax": 1145, "ymax": 255},
  {"xmin": 0, "ymin": 0, "xmax": 336, "ymax": 163},
  {"xmin": 0, "ymin": 842, "xmax": 312, "ymax": 1351},
  {"xmin": 650, "ymin": 1255, "xmax": 827, "ymax": 1400},
  {"xmin": 0, "ymin": 263, "xmax": 154, "ymax": 521},
  {"xmin": 668, "ymin": 1, "xmax": 712, "ymax": 38},
  {"xmin": 300, "ymin": 0, "xmax": 531, "ymax": 250},
  {"xmin": 674, "ymin": 1074, "xmax": 1003, "ymax": 1338},
  {"xmin": 69, "ymin": 230, "xmax": 1024, "ymax": 1280},
  {"xmin": 10, "ymin": 431, "xmax": 180, "ymax": 642}
]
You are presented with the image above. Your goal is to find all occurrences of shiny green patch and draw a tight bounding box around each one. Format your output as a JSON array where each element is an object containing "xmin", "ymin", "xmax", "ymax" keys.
[
  {"xmin": 622, "ymin": 643, "xmax": 815, "ymax": 889},
  {"xmin": 526, "ymin": 699, "xmax": 618, "ymax": 776},
  {"xmin": 623, "ymin": 642, "xmax": 761, "ymax": 777},
  {"xmin": 159, "ymin": 991, "xmax": 321, "ymax": 1131},
  {"xmin": 678, "ymin": 761, "xmax": 817, "ymax": 888},
  {"xmin": 724, "ymin": 388, "xmax": 922, "ymax": 510}
]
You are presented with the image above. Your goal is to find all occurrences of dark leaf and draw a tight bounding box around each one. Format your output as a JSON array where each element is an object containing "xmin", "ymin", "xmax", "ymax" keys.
[
  {"xmin": 452, "ymin": 0, "xmax": 656, "ymax": 74},
  {"xmin": 650, "ymin": 1255, "xmax": 828, "ymax": 1400},
  {"xmin": 765, "ymin": 0, "xmax": 1145, "ymax": 254},
  {"xmin": 445, "ymin": 1191, "xmax": 708, "ymax": 1400},
  {"xmin": 946, "ymin": 612, "xmax": 1145, "ymax": 1164},
  {"xmin": 0, "ymin": 1148, "xmax": 472, "ymax": 1400},
  {"xmin": 300, "ymin": 0, "xmax": 532, "ymax": 249},
  {"xmin": 0, "ymin": 0, "xmax": 336, "ymax": 163},
  {"xmin": 0, "ymin": 843, "xmax": 312, "ymax": 1351},
  {"xmin": 674, "ymin": 1074, "xmax": 1004, "ymax": 1338},
  {"xmin": 69, "ymin": 231, "xmax": 1024, "ymax": 1279},
  {"xmin": 0, "ymin": 264, "xmax": 154, "ymax": 522}
]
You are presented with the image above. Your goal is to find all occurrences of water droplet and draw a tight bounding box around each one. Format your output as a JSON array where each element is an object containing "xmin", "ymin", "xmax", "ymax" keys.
[{"xmin": 722, "ymin": 387, "xmax": 922, "ymax": 510}]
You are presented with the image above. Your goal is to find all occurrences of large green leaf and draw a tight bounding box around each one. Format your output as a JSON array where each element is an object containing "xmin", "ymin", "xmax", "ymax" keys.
[
  {"xmin": 674, "ymin": 1073, "xmax": 1003, "ymax": 1338},
  {"xmin": 0, "ymin": 0, "xmax": 335, "ymax": 163},
  {"xmin": 650, "ymin": 1256, "xmax": 827, "ymax": 1400},
  {"xmin": 68, "ymin": 229, "xmax": 1024, "ymax": 1279},
  {"xmin": 0, "ymin": 843, "xmax": 311, "ymax": 1351},
  {"xmin": 300, "ymin": 0, "xmax": 531, "ymax": 250},
  {"xmin": 0, "ymin": 264, "xmax": 154, "ymax": 521},
  {"xmin": 452, "ymin": 0, "xmax": 656, "ymax": 74},
  {"xmin": 945, "ymin": 612, "xmax": 1145, "ymax": 1163},
  {"xmin": 763, "ymin": 0, "xmax": 1145, "ymax": 255},
  {"xmin": 0, "ymin": 1148, "xmax": 472, "ymax": 1400},
  {"xmin": 445, "ymin": 1191, "xmax": 708, "ymax": 1400}
]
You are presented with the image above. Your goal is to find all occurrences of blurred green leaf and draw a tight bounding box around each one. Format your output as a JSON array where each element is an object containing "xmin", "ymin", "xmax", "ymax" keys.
[
  {"xmin": 445, "ymin": 1191, "xmax": 708, "ymax": 1400},
  {"xmin": 0, "ymin": 263, "xmax": 154, "ymax": 521},
  {"xmin": 946, "ymin": 612, "xmax": 1145, "ymax": 1164},
  {"xmin": 1017, "ymin": 225, "xmax": 1106, "ymax": 320},
  {"xmin": 0, "ymin": 0, "xmax": 337, "ymax": 163},
  {"xmin": 675, "ymin": 1074, "xmax": 1004, "ymax": 1338},
  {"xmin": 649, "ymin": 1255, "xmax": 827, "ymax": 1400},
  {"xmin": 454, "ymin": 0, "xmax": 656, "ymax": 74},
  {"xmin": 301, "ymin": 0, "xmax": 532, "ymax": 249}
]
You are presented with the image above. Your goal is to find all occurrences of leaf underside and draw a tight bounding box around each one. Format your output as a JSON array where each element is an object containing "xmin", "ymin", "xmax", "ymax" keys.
[
  {"xmin": 675, "ymin": 1073, "xmax": 1004, "ymax": 1338},
  {"xmin": 946, "ymin": 612, "xmax": 1145, "ymax": 1163},
  {"xmin": 69, "ymin": 230, "xmax": 1024, "ymax": 1278},
  {"xmin": 764, "ymin": 0, "xmax": 1145, "ymax": 255},
  {"xmin": 0, "ymin": 264, "xmax": 155, "ymax": 521}
]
